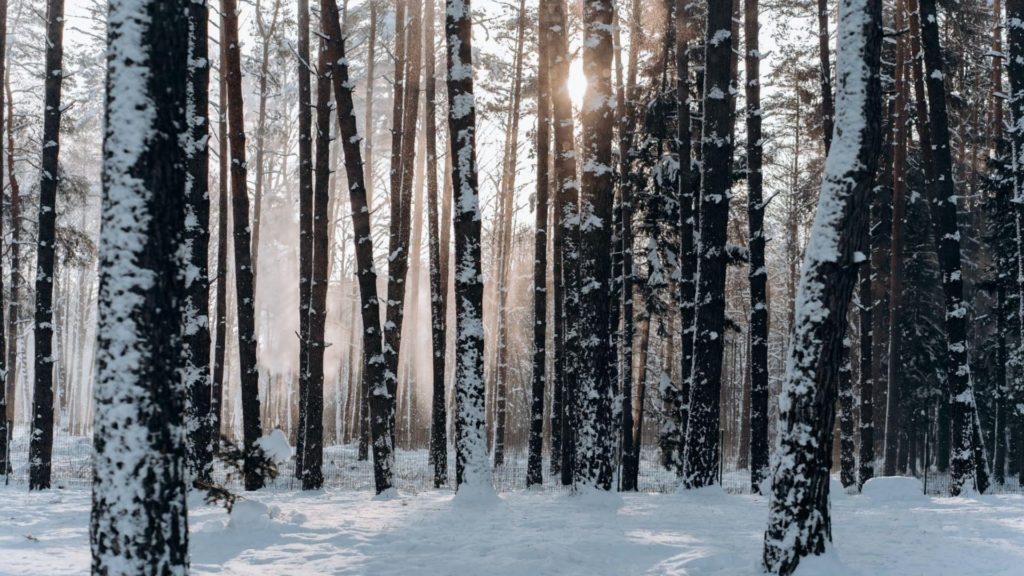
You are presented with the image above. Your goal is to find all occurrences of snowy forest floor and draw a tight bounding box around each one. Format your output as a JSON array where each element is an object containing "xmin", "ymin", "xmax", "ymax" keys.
[{"xmin": 2, "ymin": 479, "xmax": 1024, "ymax": 575}]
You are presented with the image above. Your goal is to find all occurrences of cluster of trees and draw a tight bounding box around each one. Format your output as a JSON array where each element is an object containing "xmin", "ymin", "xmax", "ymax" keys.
[{"xmin": 1, "ymin": 0, "xmax": 1024, "ymax": 573}]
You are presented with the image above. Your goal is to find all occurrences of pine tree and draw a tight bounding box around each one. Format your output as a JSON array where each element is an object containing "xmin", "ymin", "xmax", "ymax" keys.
[
  {"xmin": 212, "ymin": 34, "xmax": 230, "ymax": 448},
  {"xmin": 918, "ymin": 0, "xmax": 990, "ymax": 495},
  {"xmin": 684, "ymin": 0, "xmax": 736, "ymax": 489},
  {"xmin": 744, "ymin": 0, "xmax": 770, "ymax": 493},
  {"xmin": 445, "ymin": 0, "xmax": 492, "ymax": 494},
  {"xmin": 1008, "ymin": 0, "xmax": 1024, "ymax": 488},
  {"xmin": 763, "ymin": 0, "xmax": 883, "ymax": 572},
  {"xmin": 91, "ymin": 1, "xmax": 190, "ymax": 570},
  {"xmin": 222, "ymin": 0, "xmax": 266, "ymax": 491},
  {"xmin": 29, "ymin": 0, "xmax": 67, "ymax": 491},
  {"xmin": 323, "ymin": 0, "xmax": 394, "ymax": 493},
  {"xmin": 184, "ymin": 0, "xmax": 214, "ymax": 485},
  {"xmin": 0, "ymin": 0, "xmax": 8, "ymax": 477},
  {"xmin": 528, "ymin": 0, "xmax": 551, "ymax": 488}
]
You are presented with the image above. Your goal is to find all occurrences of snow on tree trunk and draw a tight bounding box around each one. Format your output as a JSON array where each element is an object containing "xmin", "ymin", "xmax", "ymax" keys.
[
  {"xmin": 184, "ymin": 0, "xmax": 215, "ymax": 486},
  {"xmin": 91, "ymin": 1, "xmax": 190, "ymax": 571},
  {"xmin": 29, "ymin": 0, "xmax": 66, "ymax": 491},
  {"xmin": 211, "ymin": 39, "xmax": 229, "ymax": 449},
  {"xmin": 1007, "ymin": 0, "xmax": 1024, "ymax": 488},
  {"xmin": 918, "ymin": 0, "xmax": 990, "ymax": 496},
  {"xmin": 762, "ymin": 0, "xmax": 882, "ymax": 572},
  {"xmin": 574, "ymin": 0, "xmax": 617, "ymax": 491},
  {"xmin": 528, "ymin": 0, "xmax": 551, "ymax": 488},
  {"xmin": 839, "ymin": 340, "xmax": 857, "ymax": 488},
  {"xmin": 683, "ymin": 0, "xmax": 736, "ymax": 490},
  {"xmin": 743, "ymin": 0, "xmax": 770, "ymax": 494},
  {"xmin": 543, "ymin": 0, "xmax": 581, "ymax": 487},
  {"xmin": 221, "ymin": 0, "xmax": 266, "ymax": 491},
  {"xmin": 296, "ymin": 0, "xmax": 314, "ymax": 481},
  {"xmin": 323, "ymin": 0, "xmax": 395, "ymax": 494},
  {"xmin": 0, "ymin": 0, "xmax": 8, "ymax": 478},
  {"xmin": 424, "ymin": 0, "xmax": 449, "ymax": 489},
  {"xmin": 445, "ymin": 0, "xmax": 492, "ymax": 496}
]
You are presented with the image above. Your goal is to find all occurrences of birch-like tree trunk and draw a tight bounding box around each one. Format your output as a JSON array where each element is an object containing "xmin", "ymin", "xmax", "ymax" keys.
[
  {"xmin": 763, "ymin": 0, "xmax": 882, "ymax": 572},
  {"xmin": 91, "ymin": 1, "xmax": 190, "ymax": 570}
]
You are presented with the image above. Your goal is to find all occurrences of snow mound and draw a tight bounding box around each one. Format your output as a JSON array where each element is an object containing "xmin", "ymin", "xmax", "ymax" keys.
[
  {"xmin": 861, "ymin": 477, "xmax": 924, "ymax": 501},
  {"xmin": 255, "ymin": 429, "xmax": 292, "ymax": 464},
  {"xmin": 228, "ymin": 499, "xmax": 281, "ymax": 530},
  {"xmin": 452, "ymin": 482, "xmax": 500, "ymax": 508}
]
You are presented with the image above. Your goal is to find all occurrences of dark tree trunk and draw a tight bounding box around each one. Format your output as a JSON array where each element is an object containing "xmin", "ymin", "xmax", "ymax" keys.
[
  {"xmin": 528, "ymin": 0, "xmax": 551, "ymax": 487},
  {"xmin": 29, "ymin": 0, "xmax": 66, "ymax": 491},
  {"xmin": 763, "ymin": 0, "xmax": 883, "ymax": 572},
  {"xmin": 1008, "ymin": 0, "xmax": 1024, "ymax": 488},
  {"xmin": 817, "ymin": 0, "xmax": 835, "ymax": 151},
  {"xmin": 918, "ymin": 0, "xmax": 990, "ymax": 495},
  {"xmin": 184, "ymin": 0, "xmax": 214, "ymax": 484},
  {"xmin": 858, "ymin": 223, "xmax": 875, "ymax": 489},
  {"xmin": 222, "ymin": 0, "xmax": 266, "ymax": 491},
  {"xmin": 4, "ymin": 78, "xmax": 20, "ymax": 456},
  {"xmin": 744, "ymin": 0, "xmax": 769, "ymax": 493},
  {"xmin": 91, "ymin": 1, "xmax": 190, "ymax": 570},
  {"xmin": 212, "ymin": 35, "xmax": 230, "ymax": 448},
  {"xmin": 683, "ymin": 0, "xmax": 735, "ymax": 489},
  {"xmin": 296, "ymin": 0, "xmax": 314, "ymax": 480},
  {"xmin": 839, "ymin": 345, "xmax": 856, "ymax": 488},
  {"xmin": 542, "ymin": 0, "xmax": 580, "ymax": 487},
  {"xmin": 424, "ymin": 0, "xmax": 448, "ymax": 488},
  {"xmin": 303, "ymin": 3, "xmax": 335, "ymax": 490},
  {"xmin": 574, "ymin": 0, "xmax": 616, "ymax": 490},
  {"xmin": 444, "ymin": 0, "xmax": 491, "ymax": 492},
  {"xmin": 324, "ymin": 0, "xmax": 394, "ymax": 493}
]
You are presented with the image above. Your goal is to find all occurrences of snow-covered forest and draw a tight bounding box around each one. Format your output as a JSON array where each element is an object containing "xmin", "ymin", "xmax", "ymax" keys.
[{"xmin": 1, "ymin": 0, "xmax": 1024, "ymax": 574}]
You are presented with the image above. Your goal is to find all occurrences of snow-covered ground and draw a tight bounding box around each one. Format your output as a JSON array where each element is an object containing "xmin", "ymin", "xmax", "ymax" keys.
[{"xmin": 2, "ymin": 478, "xmax": 1023, "ymax": 575}]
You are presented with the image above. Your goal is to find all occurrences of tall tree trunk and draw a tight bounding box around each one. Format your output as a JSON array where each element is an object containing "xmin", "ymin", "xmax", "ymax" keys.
[
  {"xmin": 817, "ymin": 0, "xmax": 835, "ymax": 151},
  {"xmin": 0, "ymin": 0, "xmax": 8, "ymax": 476},
  {"xmin": 918, "ymin": 0, "xmax": 990, "ymax": 495},
  {"xmin": 296, "ymin": 0, "xmax": 314, "ymax": 480},
  {"xmin": 839, "ymin": 345, "xmax": 856, "ymax": 488},
  {"xmin": 574, "ymin": 0, "xmax": 616, "ymax": 490},
  {"xmin": 4, "ymin": 78, "xmax": 21, "ymax": 448},
  {"xmin": 363, "ymin": 1, "xmax": 378, "ymax": 211},
  {"xmin": 424, "ymin": 0, "xmax": 448, "ymax": 488},
  {"xmin": 528, "ymin": 0, "xmax": 551, "ymax": 488},
  {"xmin": 383, "ymin": 0, "xmax": 423, "ymax": 451},
  {"xmin": 745, "ymin": 0, "xmax": 769, "ymax": 493},
  {"xmin": 91, "ymin": 1, "xmax": 190, "ymax": 569},
  {"xmin": 683, "ymin": 0, "xmax": 735, "ymax": 489},
  {"xmin": 184, "ymin": 0, "xmax": 214, "ymax": 484},
  {"xmin": 444, "ymin": 0, "xmax": 491, "ymax": 494},
  {"xmin": 1008, "ymin": 0, "xmax": 1024, "ymax": 488},
  {"xmin": 212, "ymin": 35, "xmax": 230, "ymax": 447},
  {"xmin": 543, "ymin": 0, "xmax": 581, "ymax": 488},
  {"xmin": 29, "ymin": 0, "xmax": 66, "ymax": 491},
  {"xmin": 302, "ymin": 4, "xmax": 334, "ymax": 490},
  {"xmin": 324, "ymin": 0, "xmax": 395, "ymax": 493},
  {"xmin": 493, "ymin": 0, "xmax": 527, "ymax": 469},
  {"xmin": 763, "ymin": 0, "xmax": 883, "ymax": 572},
  {"xmin": 222, "ymin": 0, "xmax": 266, "ymax": 490}
]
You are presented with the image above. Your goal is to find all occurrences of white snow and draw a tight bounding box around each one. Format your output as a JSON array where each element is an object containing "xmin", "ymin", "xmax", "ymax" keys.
[
  {"xmin": 3, "ymin": 485, "xmax": 1024, "ymax": 575},
  {"xmin": 254, "ymin": 429, "xmax": 292, "ymax": 464}
]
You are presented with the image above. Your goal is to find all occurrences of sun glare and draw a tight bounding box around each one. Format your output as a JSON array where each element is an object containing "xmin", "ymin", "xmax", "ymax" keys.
[{"xmin": 567, "ymin": 59, "xmax": 587, "ymax": 108}]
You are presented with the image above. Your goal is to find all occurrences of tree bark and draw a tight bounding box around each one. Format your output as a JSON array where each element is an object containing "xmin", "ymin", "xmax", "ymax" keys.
[
  {"xmin": 212, "ymin": 32, "xmax": 230, "ymax": 448},
  {"xmin": 528, "ymin": 0, "xmax": 551, "ymax": 488},
  {"xmin": 683, "ymin": 0, "xmax": 736, "ymax": 489},
  {"xmin": 296, "ymin": 0, "xmax": 314, "ymax": 480},
  {"xmin": 29, "ymin": 0, "xmax": 66, "ymax": 491},
  {"xmin": 4, "ymin": 78, "xmax": 20, "ymax": 449},
  {"xmin": 763, "ymin": 0, "xmax": 882, "ymax": 572},
  {"xmin": 222, "ymin": 0, "xmax": 266, "ymax": 490},
  {"xmin": 444, "ymin": 0, "xmax": 491, "ymax": 494},
  {"xmin": 918, "ymin": 0, "xmax": 990, "ymax": 495},
  {"xmin": 324, "ymin": 0, "xmax": 395, "ymax": 493},
  {"xmin": 0, "ymin": 0, "xmax": 8, "ymax": 476},
  {"xmin": 184, "ymin": 0, "xmax": 214, "ymax": 484},
  {"xmin": 744, "ymin": 0, "xmax": 769, "ymax": 493},
  {"xmin": 91, "ymin": 2, "xmax": 190, "ymax": 570},
  {"xmin": 1009, "ymin": 0, "xmax": 1024, "ymax": 488}
]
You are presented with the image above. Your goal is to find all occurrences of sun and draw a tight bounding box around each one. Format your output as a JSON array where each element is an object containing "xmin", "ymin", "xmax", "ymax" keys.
[{"xmin": 567, "ymin": 58, "xmax": 587, "ymax": 108}]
